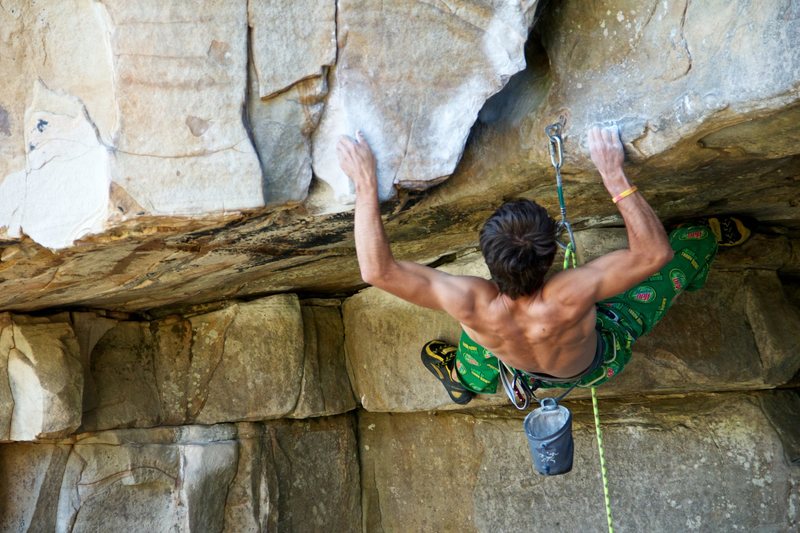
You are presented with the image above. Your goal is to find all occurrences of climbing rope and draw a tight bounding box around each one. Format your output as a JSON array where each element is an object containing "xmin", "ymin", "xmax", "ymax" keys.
[
  {"xmin": 592, "ymin": 387, "xmax": 614, "ymax": 533},
  {"xmin": 546, "ymin": 120, "xmax": 614, "ymax": 533}
]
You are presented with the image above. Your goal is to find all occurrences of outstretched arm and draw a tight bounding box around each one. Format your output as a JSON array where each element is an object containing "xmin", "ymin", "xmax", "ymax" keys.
[
  {"xmin": 337, "ymin": 132, "xmax": 494, "ymax": 322},
  {"xmin": 547, "ymin": 126, "xmax": 673, "ymax": 307}
]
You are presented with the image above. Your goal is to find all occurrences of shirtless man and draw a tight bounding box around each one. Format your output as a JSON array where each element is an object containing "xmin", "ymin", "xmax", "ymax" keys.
[{"xmin": 337, "ymin": 126, "xmax": 745, "ymax": 404}]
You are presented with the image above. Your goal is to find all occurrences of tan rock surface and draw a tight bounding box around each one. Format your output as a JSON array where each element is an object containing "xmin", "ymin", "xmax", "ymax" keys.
[
  {"xmin": 0, "ymin": 82, "xmax": 111, "ymax": 249},
  {"xmin": 0, "ymin": 314, "xmax": 82, "ymax": 441},
  {"xmin": 0, "ymin": 416, "xmax": 360, "ymax": 532},
  {"xmin": 0, "ymin": 1, "xmax": 796, "ymax": 312},
  {"xmin": 248, "ymin": 68, "xmax": 327, "ymax": 206},
  {"xmin": 84, "ymin": 295, "xmax": 306, "ymax": 430},
  {"xmin": 248, "ymin": 0, "xmax": 336, "ymax": 99},
  {"xmin": 359, "ymin": 392, "xmax": 800, "ymax": 531},
  {"xmin": 0, "ymin": 442, "xmax": 71, "ymax": 532},
  {"xmin": 192, "ymin": 295, "xmax": 305, "ymax": 424},
  {"xmin": 311, "ymin": 0, "xmax": 540, "ymax": 203},
  {"xmin": 102, "ymin": 0, "xmax": 263, "ymax": 215},
  {"xmin": 264, "ymin": 416, "xmax": 361, "ymax": 532},
  {"xmin": 81, "ymin": 295, "xmax": 353, "ymax": 431},
  {"xmin": 0, "ymin": 0, "xmax": 116, "ymax": 178},
  {"xmin": 291, "ymin": 301, "xmax": 356, "ymax": 418},
  {"xmin": 534, "ymin": 0, "xmax": 800, "ymax": 161},
  {"xmin": 57, "ymin": 425, "xmax": 238, "ymax": 532}
]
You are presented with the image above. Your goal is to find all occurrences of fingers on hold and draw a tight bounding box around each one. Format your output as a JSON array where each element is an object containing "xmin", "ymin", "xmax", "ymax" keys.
[
  {"xmin": 604, "ymin": 124, "xmax": 621, "ymax": 143},
  {"xmin": 588, "ymin": 127, "xmax": 600, "ymax": 148}
]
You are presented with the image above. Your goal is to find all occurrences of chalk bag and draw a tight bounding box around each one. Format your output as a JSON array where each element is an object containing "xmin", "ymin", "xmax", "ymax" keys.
[{"xmin": 523, "ymin": 397, "xmax": 574, "ymax": 476}]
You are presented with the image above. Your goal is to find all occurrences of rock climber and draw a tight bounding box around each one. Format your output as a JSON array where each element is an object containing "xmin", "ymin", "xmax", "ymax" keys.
[{"xmin": 337, "ymin": 125, "xmax": 749, "ymax": 405}]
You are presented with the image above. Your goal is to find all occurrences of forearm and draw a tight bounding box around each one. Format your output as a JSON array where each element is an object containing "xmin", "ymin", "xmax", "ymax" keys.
[
  {"xmin": 353, "ymin": 179, "xmax": 396, "ymax": 284},
  {"xmin": 605, "ymin": 171, "xmax": 672, "ymax": 266}
]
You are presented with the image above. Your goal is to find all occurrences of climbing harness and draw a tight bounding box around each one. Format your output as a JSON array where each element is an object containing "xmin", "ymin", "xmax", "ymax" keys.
[{"xmin": 504, "ymin": 119, "xmax": 614, "ymax": 531}]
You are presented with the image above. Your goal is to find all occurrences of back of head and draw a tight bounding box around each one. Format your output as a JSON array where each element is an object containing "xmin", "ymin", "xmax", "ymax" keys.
[{"xmin": 479, "ymin": 199, "xmax": 557, "ymax": 299}]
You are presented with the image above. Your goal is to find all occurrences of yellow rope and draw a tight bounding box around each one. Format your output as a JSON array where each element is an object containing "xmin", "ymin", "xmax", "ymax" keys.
[
  {"xmin": 562, "ymin": 242, "xmax": 577, "ymax": 270},
  {"xmin": 591, "ymin": 386, "xmax": 614, "ymax": 533}
]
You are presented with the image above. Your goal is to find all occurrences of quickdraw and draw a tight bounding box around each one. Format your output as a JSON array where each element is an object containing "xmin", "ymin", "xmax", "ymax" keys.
[{"xmin": 545, "ymin": 117, "xmax": 577, "ymax": 270}]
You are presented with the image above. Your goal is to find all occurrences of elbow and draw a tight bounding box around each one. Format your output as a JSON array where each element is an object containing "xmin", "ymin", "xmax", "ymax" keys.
[
  {"xmin": 360, "ymin": 266, "xmax": 388, "ymax": 287},
  {"xmin": 652, "ymin": 245, "xmax": 674, "ymax": 271},
  {"xmin": 360, "ymin": 268, "xmax": 379, "ymax": 286},
  {"xmin": 634, "ymin": 245, "xmax": 673, "ymax": 277},
  {"xmin": 359, "ymin": 258, "xmax": 399, "ymax": 288}
]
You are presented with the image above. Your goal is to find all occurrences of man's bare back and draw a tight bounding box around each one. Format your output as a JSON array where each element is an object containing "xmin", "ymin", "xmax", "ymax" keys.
[
  {"xmin": 337, "ymin": 125, "xmax": 673, "ymax": 382},
  {"xmin": 458, "ymin": 276, "xmax": 599, "ymax": 378}
]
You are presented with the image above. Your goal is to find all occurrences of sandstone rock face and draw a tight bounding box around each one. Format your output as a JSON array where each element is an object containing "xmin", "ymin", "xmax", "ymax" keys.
[
  {"xmin": 293, "ymin": 302, "xmax": 356, "ymax": 418},
  {"xmin": 58, "ymin": 426, "xmax": 238, "ymax": 532},
  {"xmin": 535, "ymin": 0, "xmax": 800, "ymax": 162},
  {"xmin": 311, "ymin": 0, "xmax": 540, "ymax": 204},
  {"xmin": 0, "ymin": 442, "xmax": 71, "ymax": 532},
  {"xmin": 102, "ymin": 0, "xmax": 263, "ymax": 216},
  {"xmin": 0, "ymin": 1, "xmax": 798, "ymax": 531},
  {"xmin": 0, "ymin": 314, "xmax": 82, "ymax": 441},
  {"xmin": 359, "ymin": 392, "xmax": 800, "ymax": 531},
  {"xmin": 0, "ymin": 0, "xmax": 264, "ymax": 250},
  {"xmin": 246, "ymin": 0, "xmax": 336, "ymax": 206},
  {"xmin": 85, "ymin": 295, "xmax": 305, "ymax": 430},
  {"xmin": 248, "ymin": 0, "xmax": 336, "ymax": 100},
  {"xmin": 0, "ymin": 0, "xmax": 797, "ymax": 311},
  {"xmin": 248, "ymin": 71, "xmax": 328, "ymax": 206},
  {"xmin": 262, "ymin": 417, "xmax": 361, "ymax": 531},
  {"xmin": 0, "ymin": 1, "xmax": 117, "ymax": 248},
  {"xmin": 0, "ymin": 416, "xmax": 360, "ymax": 533},
  {"xmin": 69, "ymin": 312, "xmax": 117, "ymax": 416},
  {"xmin": 0, "ymin": 0, "xmax": 116, "ymax": 177},
  {"xmin": 82, "ymin": 296, "xmax": 353, "ymax": 431},
  {"xmin": 0, "ymin": 83, "xmax": 111, "ymax": 250}
]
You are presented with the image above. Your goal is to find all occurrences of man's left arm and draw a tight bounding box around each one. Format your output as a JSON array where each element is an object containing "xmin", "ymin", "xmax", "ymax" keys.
[{"xmin": 337, "ymin": 132, "xmax": 493, "ymax": 322}]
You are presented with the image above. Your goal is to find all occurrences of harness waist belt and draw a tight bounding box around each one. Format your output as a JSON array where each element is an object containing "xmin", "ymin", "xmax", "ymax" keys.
[{"xmin": 523, "ymin": 328, "xmax": 605, "ymax": 385}]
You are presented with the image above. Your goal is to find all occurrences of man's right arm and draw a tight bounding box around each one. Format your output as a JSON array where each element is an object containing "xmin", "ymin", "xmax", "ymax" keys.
[
  {"xmin": 546, "ymin": 126, "xmax": 673, "ymax": 307},
  {"xmin": 337, "ymin": 132, "xmax": 496, "ymax": 325}
]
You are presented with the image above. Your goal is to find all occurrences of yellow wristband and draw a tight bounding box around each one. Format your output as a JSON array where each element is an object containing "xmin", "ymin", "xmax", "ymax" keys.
[{"xmin": 612, "ymin": 185, "xmax": 638, "ymax": 204}]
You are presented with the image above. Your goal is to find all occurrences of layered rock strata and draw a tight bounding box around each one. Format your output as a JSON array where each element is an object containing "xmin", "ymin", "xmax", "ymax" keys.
[
  {"xmin": 359, "ymin": 392, "xmax": 800, "ymax": 532},
  {"xmin": 0, "ymin": 275, "xmax": 797, "ymax": 529},
  {"xmin": 0, "ymin": 417, "xmax": 360, "ymax": 532},
  {"xmin": 0, "ymin": 0, "xmax": 798, "ymax": 531}
]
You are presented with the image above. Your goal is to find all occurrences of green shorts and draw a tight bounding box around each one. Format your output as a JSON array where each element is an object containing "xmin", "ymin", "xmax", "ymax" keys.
[{"xmin": 455, "ymin": 225, "xmax": 718, "ymax": 393}]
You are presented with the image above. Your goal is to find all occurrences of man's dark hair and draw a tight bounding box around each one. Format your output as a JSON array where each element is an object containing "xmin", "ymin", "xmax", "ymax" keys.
[{"xmin": 479, "ymin": 199, "xmax": 557, "ymax": 299}]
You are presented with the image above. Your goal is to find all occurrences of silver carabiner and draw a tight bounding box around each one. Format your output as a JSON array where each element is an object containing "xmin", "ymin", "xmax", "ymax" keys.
[
  {"xmin": 545, "ymin": 120, "xmax": 565, "ymax": 171},
  {"xmin": 556, "ymin": 219, "xmax": 576, "ymax": 252},
  {"xmin": 547, "ymin": 134, "xmax": 563, "ymax": 171},
  {"xmin": 499, "ymin": 362, "xmax": 533, "ymax": 410}
]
